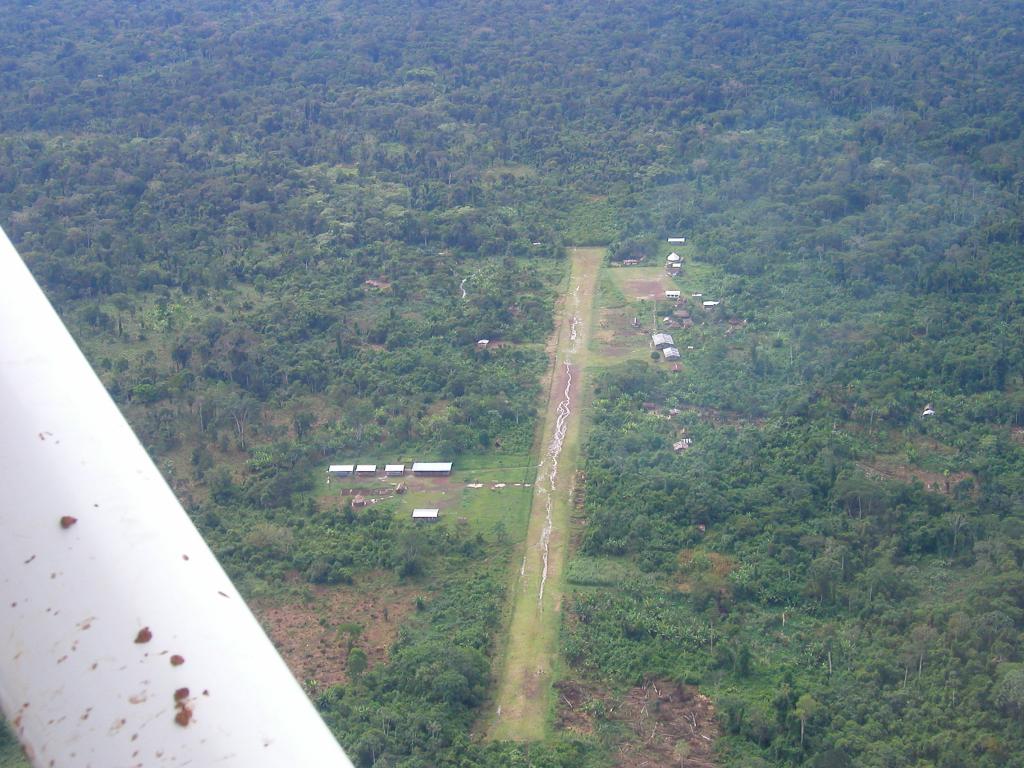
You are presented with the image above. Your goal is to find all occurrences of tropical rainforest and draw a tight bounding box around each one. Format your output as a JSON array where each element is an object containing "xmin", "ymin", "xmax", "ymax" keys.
[{"xmin": 2, "ymin": 0, "xmax": 1024, "ymax": 766}]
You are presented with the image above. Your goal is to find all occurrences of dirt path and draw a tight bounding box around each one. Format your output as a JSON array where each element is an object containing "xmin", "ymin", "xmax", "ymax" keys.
[{"xmin": 487, "ymin": 246, "xmax": 603, "ymax": 741}]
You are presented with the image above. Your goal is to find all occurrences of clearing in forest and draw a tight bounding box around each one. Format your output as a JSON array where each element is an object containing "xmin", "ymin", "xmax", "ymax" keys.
[{"xmin": 486, "ymin": 246, "xmax": 604, "ymax": 741}]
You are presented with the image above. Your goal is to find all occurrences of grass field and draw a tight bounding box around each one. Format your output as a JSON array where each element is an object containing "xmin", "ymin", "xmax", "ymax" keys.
[{"xmin": 486, "ymin": 246, "xmax": 604, "ymax": 741}]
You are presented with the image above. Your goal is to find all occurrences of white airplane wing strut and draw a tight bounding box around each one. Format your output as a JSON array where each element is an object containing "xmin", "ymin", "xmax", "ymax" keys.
[{"xmin": 0, "ymin": 227, "xmax": 353, "ymax": 766}]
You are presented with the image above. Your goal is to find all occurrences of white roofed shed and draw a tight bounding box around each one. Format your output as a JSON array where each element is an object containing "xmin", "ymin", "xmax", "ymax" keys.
[{"xmin": 411, "ymin": 462, "xmax": 453, "ymax": 476}]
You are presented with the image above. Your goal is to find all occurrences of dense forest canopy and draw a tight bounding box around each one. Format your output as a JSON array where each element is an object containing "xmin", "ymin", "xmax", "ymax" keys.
[{"xmin": 2, "ymin": 0, "xmax": 1024, "ymax": 766}]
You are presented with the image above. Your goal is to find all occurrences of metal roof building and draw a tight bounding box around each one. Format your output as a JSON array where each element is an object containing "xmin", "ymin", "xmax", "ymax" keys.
[
  {"xmin": 385, "ymin": 464, "xmax": 406, "ymax": 476},
  {"xmin": 411, "ymin": 462, "xmax": 453, "ymax": 476},
  {"xmin": 412, "ymin": 508, "xmax": 439, "ymax": 521},
  {"xmin": 652, "ymin": 332, "xmax": 675, "ymax": 349},
  {"xmin": 663, "ymin": 346, "xmax": 681, "ymax": 360},
  {"xmin": 327, "ymin": 464, "xmax": 354, "ymax": 476},
  {"xmin": 355, "ymin": 464, "xmax": 377, "ymax": 475}
]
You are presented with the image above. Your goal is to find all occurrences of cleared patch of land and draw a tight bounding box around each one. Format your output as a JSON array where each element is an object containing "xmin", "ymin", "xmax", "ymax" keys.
[
  {"xmin": 556, "ymin": 678, "xmax": 719, "ymax": 767},
  {"xmin": 253, "ymin": 574, "xmax": 421, "ymax": 690},
  {"xmin": 856, "ymin": 460, "xmax": 976, "ymax": 495},
  {"xmin": 486, "ymin": 247, "xmax": 604, "ymax": 741}
]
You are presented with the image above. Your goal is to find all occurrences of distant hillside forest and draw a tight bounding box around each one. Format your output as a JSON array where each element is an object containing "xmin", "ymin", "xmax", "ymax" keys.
[{"xmin": 2, "ymin": 0, "xmax": 1024, "ymax": 767}]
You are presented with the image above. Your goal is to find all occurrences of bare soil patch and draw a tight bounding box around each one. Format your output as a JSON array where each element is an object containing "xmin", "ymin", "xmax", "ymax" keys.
[
  {"xmin": 675, "ymin": 402, "xmax": 766, "ymax": 427},
  {"xmin": 556, "ymin": 678, "xmax": 719, "ymax": 767},
  {"xmin": 857, "ymin": 461, "xmax": 975, "ymax": 495},
  {"xmin": 623, "ymin": 276, "xmax": 670, "ymax": 300},
  {"xmin": 253, "ymin": 575, "xmax": 422, "ymax": 691}
]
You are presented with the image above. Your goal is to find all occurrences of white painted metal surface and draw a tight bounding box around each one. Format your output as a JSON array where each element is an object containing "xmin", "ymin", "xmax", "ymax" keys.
[{"xmin": 0, "ymin": 228, "xmax": 353, "ymax": 767}]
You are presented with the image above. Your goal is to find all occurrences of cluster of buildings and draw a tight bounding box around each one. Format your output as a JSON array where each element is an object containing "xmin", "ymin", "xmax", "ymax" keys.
[
  {"xmin": 328, "ymin": 462, "xmax": 453, "ymax": 522},
  {"xmin": 651, "ymin": 290, "xmax": 721, "ymax": 361},
  {"xmin": 326, "ymin": 462, "xmax": 453, "ymax": 479}
]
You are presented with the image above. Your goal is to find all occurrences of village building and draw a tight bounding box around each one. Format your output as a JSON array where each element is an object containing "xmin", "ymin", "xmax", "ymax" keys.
[
  {"xmin": 922, "ymin": 405, "xmax": 936, "ymax": 417},
  {"xmin": 663, "ymin": 346, "xmax": 681, "ymax": 360},
  {"xmin": 652, "ymin": 332, "xmax": 675, "ymax": 349},
  {"xmin": 673, "ymin": 438, "xmax": 694, "ymax": 452},
  {"xmin": 385, "ymin": 464, "xmax": 406, "ymax": 476},
  {"xmin": 412, "ymin": 508, "xmax": 439, "ymax": 521},
  {"xmin": 667, "ymin": 252, "xmax": 681, "ymax": 263},
  {"xmin": 352, "ymin": 494, "xmax": 367, "ymax": 507},
  {"xmin": 665, "ymin": 290, "xmax": 681, "ymax": 300},
  {"xmin": 412, "ymin": 462, "xmax": 453, "ymax": 476},
  {"xmin": 327, "ymin": 464, "xmax": 354, "ymax": 477},
  {"xmin": 702, "ymin": 300, "xmax": 720, "ymax": 309},
  {"xmin": 668, "ymin": 237, "xmax": 686, "ymax": 244},
  {"xmin": 355, "ymin": 464, "xmax": 377, "ymax": 476},
  {"xmin": 477, "ymin": 339, "xmax": 490, "ymax": 349}
]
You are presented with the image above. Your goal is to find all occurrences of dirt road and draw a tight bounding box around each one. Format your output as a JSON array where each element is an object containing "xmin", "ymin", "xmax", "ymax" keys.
[{"xmin": 487, "ymin": 246, "xmax": 603, "ymax": 741}]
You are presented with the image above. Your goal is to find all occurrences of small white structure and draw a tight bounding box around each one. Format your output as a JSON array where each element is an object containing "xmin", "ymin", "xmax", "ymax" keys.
[
  {"xmin": 412, "ymin": 508, "xmax": 439, "ymax": 521},
  {"xmin": 673, "ymin": 438, "xmax": 694, "ymax": 452},
  {"xmin": 668, "ymin": 237, "xmax": 686, "ymax": 244},
  {"xmin": 327, "ymin": 464, "xmax": 354, "ymax": 477},
  {"xmin": 412, "ymin": 462, "xmax": 453, "ymax": 476},
  {"xmin": 652, "ymin": 332, "xmax": 675, "ymax": 349},
  {"xmin": 385, "ymin": 464, "xmax": 406, "ymax": 476},
  {"xmin": 665, "ymin": 290, "xmax": 681, "ymax": 299},
  {"xmin": 355, "ymin": 464, "xmax": 377, "ymax": 476},
  {"xmin": 702, "ymin": 300, "xmax": 720, "ymax": 308},
  {"xmin": 477, "ymin": 339, "xmax": 490, "ymax": 349},
  {"xmin": 691, "ymin": 292, "xmax": 703, "ymax": 298},
  {"xmin": 922, "ymin": 405, "xmax": 936, "ymax": 417},
  {"xmin": 663, "ymin": 346, "xmax": 681, "ymax": 360},
  {"xmin": 667, "ymin": 252, "xmax": 681, "ymax": 263}
]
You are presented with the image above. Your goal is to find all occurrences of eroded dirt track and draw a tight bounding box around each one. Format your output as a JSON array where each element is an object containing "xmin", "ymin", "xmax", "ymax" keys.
[{"xmin": 487, "ymin": 247, "xmax": 603, "ymax": 741}]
